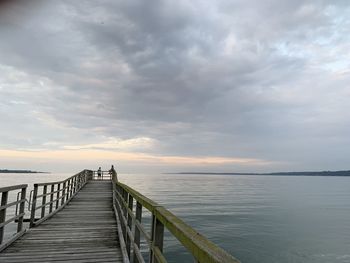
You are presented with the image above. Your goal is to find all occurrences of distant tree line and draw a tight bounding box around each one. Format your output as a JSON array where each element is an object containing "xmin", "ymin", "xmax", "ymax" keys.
[
  {"xmin": 0, "ymin": 169, "xmax": 44, "ymax": 173},
  {"xmin": 174, "ymin": 170, "xmax": 350, "ymax": 176}
]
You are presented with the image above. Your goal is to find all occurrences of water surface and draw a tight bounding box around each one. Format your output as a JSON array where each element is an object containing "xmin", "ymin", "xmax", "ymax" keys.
[{"xmin": 1, "ymin": 173, "xmax": 349, "ymax": 263}]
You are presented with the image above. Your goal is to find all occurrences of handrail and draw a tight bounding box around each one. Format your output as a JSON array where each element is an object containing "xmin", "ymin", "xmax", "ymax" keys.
[
  {"xmin": 1, "ymin": 168, "xmax": 240, "ymax": 262},
  {"xmin": 0, "ymin": 184, "xmax": 27, "ymax": 252},
  {"xmin": 0, "ymin": 169, "xmax": 93, "ymax": 252},
  {"xmin": 92, "ymin": 170, "xmax": 112, "ymax": 180},
  {"xmin": 29, "ymin": 169, "xmax": 92, "ymax": 227},
  {"xmin": 35, "ymin": 173, "xmax": 82, "ymax": 186},
  {"xmin": 111, "ymin": 173, "xmax": 240, "ymax": 263}
]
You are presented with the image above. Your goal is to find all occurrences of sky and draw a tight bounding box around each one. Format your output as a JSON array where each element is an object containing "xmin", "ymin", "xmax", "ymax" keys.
[{"xmin": 0, "ymin": 0, "xmax": 350, "ymax": 173}]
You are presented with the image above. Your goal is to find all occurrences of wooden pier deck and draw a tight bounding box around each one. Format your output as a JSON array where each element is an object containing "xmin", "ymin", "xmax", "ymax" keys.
[
  {"xmin": 0, "ymin": 180, "xmax": 122, "ymax": 263},
  {"xmin": 0, "ymin": 169, "xmax": 240, "ymax": 263}
]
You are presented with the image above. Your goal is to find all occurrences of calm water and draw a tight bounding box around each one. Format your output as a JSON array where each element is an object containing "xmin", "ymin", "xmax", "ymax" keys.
[{"xmin": 1, "ymin": 173, "xmax": 349, "ymax": 263}]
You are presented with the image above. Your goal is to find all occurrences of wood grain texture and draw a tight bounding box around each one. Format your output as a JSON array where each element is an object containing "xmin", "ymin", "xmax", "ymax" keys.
[{"xmin": 0, "ymin": 181, "xmax": 122, "ymax": 263}]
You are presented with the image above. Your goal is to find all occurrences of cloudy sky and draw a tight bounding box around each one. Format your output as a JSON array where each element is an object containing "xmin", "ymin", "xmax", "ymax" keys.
[{"xmin": 0, "ymin": 0, "xmax": 349, "ymax": 173}]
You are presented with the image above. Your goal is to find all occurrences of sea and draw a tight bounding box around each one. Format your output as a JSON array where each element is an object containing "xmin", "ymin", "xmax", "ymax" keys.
[{"xmin": 0, "ymin": 172, "xmax": 349, "ymax": 263}]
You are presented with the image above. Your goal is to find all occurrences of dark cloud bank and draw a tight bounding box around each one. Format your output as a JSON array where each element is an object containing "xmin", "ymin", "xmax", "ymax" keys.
[{"xmin": 0, "ymin": 0, "xmax": 350, "ymax": 172}]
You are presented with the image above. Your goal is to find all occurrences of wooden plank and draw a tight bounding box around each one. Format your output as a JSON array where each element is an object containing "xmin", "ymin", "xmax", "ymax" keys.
[{"xmin": 0, "ymin": 181, "xmax": 123, "ymax": 262}]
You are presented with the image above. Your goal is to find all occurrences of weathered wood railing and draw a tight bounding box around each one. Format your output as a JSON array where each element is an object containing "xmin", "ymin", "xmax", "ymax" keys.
[
  {"xmin": 29, "ymin": 170, "xmax": 91, "ymax": 227},
  {"xmin": 111, "ymin": 173, "xmax": 240, "ymax": 263},
  {"xmin": 1, "ymin": 169, "xmax": 240, "ymax": 263},
  {"xmin": 0, "ymin": 184, "xmax": 27, "ymax": 252},
  {"xmin": 92, "ymin": 170, "xmax": 112, "ymax": 180}
]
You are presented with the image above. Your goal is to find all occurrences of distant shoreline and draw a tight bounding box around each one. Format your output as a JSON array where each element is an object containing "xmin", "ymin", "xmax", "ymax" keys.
[
  {"xmin": 0, "ymin": 169, "xmax": 49, "ymax": 174},
  {"xmin": 166, "ymin": 170, "xmax": 350, "ymax": 176}
]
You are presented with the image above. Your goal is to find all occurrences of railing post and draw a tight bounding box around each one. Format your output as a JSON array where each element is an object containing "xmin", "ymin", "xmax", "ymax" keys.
[
  {"xmin": 16, "ymin": 186, "xmax": 27, "ymax": 233},
  {"xmin": 121, "ymin": 189, "xmax": 128, "ymax": 239},
  {"xmin": 0, "ymin": 191, "xmax": 9, "ymax": 244},
  {"xmin": 133, "ymin": 201, "xmax": 142, "ymax": 263},
  {"xmin": 30, "ymin": 184, "xmax": 38, "ymax": 228},
  {"xmin": 73, "ymin": 176, "xmax": 77, "ymax": 194},
  {"xmin": 72, "ymin": 177, "xmax": 75, "ymax": 194},
  {"xmin": 150, "ymin": 214, "xmax": 164, "ymax": 263},
  {"xmin": 67, "ymin": 179, "xmax": 71, "ymax": 199},
  {"xmin": 123, "ymin": 190, "xmax": 128, "ymax": 217},
  {"xmin": 61, "ymin": 181, "xmax": 66, "ymax": 205},
  {"xmin": 49, "ymin": 184, "xmax": 54, "ymax": 213},
  {"xmin": 126, "ymin": 194, "xmax": 133, "ymax": 257},
  {"xmin": 69, "ymin": 178, "xmax": 72, "ymax": 196},
  {"xmin": 112, "ymin": 184, "xmax": 116, "ymax": 207},
  {"xmin": 56, "ymin": 183, "xmax": 61, "ymax": 209},
  {"xmin": 68, "ymin": 179, "xmax": 72, "ymax": 198},
  {"xmin": 77, "ymin": 174, "xmax": 80, "ymax": 190},
  {"xmin": 87, "ymin": 170, "xmax": 93, "ymax": 181},
  {"xmin": 70, "ymin": 178, "xmax": 74, "ymax": 197},
  {"xmin": 81, "ymin": 173, "xmax": 85, "ymax": 187},
  {"xmin": 41, "ymin": 185, "xmax": 47, "ymax": 218}
]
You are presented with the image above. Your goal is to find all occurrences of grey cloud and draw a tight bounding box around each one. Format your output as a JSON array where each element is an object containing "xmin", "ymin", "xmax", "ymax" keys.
[{"xmin": 1, "ymin": 0, "xmax": 350, "ymax": 171}]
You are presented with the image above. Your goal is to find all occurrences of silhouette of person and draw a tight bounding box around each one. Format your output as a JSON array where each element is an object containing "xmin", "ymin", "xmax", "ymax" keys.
[
  {"xmin": 109, "ymin": 165, "xmax": 115, "ymax": 175},
  {"xmin": 109, "ymin": 165, "xmax": 117, "ymax": 181},
  {"xmin": 97, "ymin": 167, "xmax": 102, "ymax": 178}
]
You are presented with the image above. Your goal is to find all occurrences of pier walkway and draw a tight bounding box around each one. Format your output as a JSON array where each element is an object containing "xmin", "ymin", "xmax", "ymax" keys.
[
  {"xmin": 0, "ymin": 180, "xmax": 122, "ymax": 263},
  {"xmin": 0, "ymin": 169, "xmax": 240, "ymax": 263}
]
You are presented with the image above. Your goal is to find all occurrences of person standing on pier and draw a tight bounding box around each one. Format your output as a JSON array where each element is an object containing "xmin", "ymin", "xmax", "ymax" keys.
[
  {"xmin": 97, "ymin": 167, "xmax": 102, "ymax": 178},
  {"xmin": 109, "ymin": 165, "xmax": 117, "ymax": 181}
]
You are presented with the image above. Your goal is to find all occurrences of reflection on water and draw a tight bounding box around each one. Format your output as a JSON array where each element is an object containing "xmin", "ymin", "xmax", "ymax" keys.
[{"xmin": 1, "ymin": 173, "xmax": 350, "ymax": 263}]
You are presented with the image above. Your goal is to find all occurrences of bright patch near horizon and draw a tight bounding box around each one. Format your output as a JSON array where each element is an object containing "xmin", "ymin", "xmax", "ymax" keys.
[{"xmin": 0, "ymin": 1, "xmax": 350, "ymax": 173}]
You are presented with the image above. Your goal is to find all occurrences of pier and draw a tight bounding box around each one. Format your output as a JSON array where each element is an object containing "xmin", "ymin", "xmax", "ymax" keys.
[{"xmin": 0, "ymin": 170, "xmax": 240, "ymax": 263}]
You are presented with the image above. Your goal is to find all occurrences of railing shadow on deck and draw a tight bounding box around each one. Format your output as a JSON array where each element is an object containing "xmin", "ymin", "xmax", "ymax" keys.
[{"xmin": 111, "ymin": 173, "xmax": 240, "ymax": 263}]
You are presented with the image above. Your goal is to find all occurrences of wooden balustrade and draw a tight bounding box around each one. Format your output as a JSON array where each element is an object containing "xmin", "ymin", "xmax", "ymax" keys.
[
  {"xmin": 92, "ymin": 170, "xmax": 112, "ymax": 180},
  {"xmin": 29, "ymin": 170, "xmax": 91, "ymax": 227},
  {"xmin": 1, "ymin": 169, "xmax": 240, "ymax": 263},
  {"xmin": 0, "ymin": 184, "xmax": 27, "ymax": 252},
  {"xmin": 111, "ymin": 173, "xmax": 240, "ymax": 263}
]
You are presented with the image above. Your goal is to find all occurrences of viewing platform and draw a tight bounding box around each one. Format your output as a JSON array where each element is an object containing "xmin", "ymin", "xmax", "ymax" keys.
[{"xmin": 0, "ymin": 170, "xmax": 240, "ymax": 263}]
